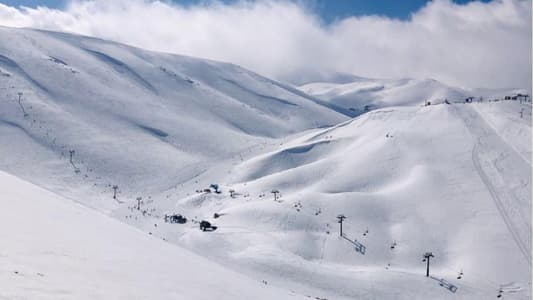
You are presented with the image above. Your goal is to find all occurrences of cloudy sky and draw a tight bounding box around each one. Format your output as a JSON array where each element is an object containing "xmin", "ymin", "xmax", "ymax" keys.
[{"xmin": 0, "ymin": 0, "xmax": 530, "ymax": 89}]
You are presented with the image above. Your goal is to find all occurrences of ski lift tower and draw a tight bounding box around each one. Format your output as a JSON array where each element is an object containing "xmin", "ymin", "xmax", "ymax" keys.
[
  {"xmin": 271, "ymin": 189, "xmax": 280, "ymax": 201},
  {"xmin": 422, "ymin": 252, "xmax": 434, "ymax": 277},
  {"xmin": 112, "ymin": 185, "xmax": 118, "ymax": 199},
  {"xmin": 136, "ymin": 197, "xmax": 142, "ymax": 210},
  {"xmin": 337, "ymin": 214, "xmax": 346, "ymax": 237},
  {"xmin": 17, "ymin": 92, "xmax": 28, "ymax": 117}
]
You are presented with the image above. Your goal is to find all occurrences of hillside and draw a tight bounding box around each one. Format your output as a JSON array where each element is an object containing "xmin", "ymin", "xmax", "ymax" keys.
[
  {"xmin": 0, "ymin": 26, "xmax": 531, "ymax": 300},
  {"xmin": 0, "ymin": 170, "xmax": 305, "ymax": 300},
  {"xmin": 299, "ymin": 76, "xmax": 527, "ymax": 115},
  {"xmin": 116, "ymin": 101, "xmax": 531, "ymax": 299},
  {"xmin": 0, "ymin": 26, "xmax": 346, "ymax": 211}
]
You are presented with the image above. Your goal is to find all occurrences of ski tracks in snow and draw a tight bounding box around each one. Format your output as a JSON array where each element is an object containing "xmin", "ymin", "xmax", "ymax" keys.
[{"xmin": 454, "ymin": 104, "xmax": 532, "ymax": 264}]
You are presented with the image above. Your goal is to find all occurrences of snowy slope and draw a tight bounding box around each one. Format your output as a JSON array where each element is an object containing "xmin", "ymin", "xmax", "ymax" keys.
[
  {"xmin": 0, "ymin": 170, "xmax": 307, "ymax": 300},
  {"xmin": 0, "ymin": 26, "xmax": 346, "ymax": 211},
  {"xmin": 0, "ymin": 26, "xmax": 531, "ymax": 300},
  {"xmin": 299, "ymin": 76, "xmax": 528, "ymax": 115},
  {"xmin": 130, "ymin": 101, "xmax": 531, "ymax": 300}
]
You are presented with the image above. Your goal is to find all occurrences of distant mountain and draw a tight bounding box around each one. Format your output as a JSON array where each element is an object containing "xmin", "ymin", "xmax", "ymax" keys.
[{"xmin": 299, "ymin": 75, "xmax": 527, "ymax": 115}]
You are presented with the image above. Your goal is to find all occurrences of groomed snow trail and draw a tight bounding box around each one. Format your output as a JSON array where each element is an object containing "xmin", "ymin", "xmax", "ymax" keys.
[{"xmin": 454, "ymin": 104, "xmax": 531, "ymax": 264}]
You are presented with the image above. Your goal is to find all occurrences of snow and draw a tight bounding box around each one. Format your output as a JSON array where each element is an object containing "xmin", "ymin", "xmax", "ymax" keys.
[
  {"xmin": 181, "ymin": 103, "xmax": 530, "ymax": 300},
  {"xmin": 299, "ymin": 76, "xmax": 528, "ymax": 116},
  {"xmin": 454, "ymin": 103, "xmax": 531, "ymax": 263},
  {"xmin": 0, "ymin": 26, "xmax": 346, "ymax": 211},
  {"xmin": 0, "ymin": 170, "xmax": 305, "ymax": 300},
  {"xmin": 0, "ymin": 26, "xmax": 531, "ymax": 299}
]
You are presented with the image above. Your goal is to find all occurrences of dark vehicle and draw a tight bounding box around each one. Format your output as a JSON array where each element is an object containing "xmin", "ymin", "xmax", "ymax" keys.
[
  {"xmin": 200, "ymin": 220, "xmax": 217, "ymax": 231},
  {"xmin": 210, "ymin": 184, "xmax": 221, "ymax": 194},
  {"xmin": 164, "ymin": 214, "xmax": 187, "ymax": 224}
]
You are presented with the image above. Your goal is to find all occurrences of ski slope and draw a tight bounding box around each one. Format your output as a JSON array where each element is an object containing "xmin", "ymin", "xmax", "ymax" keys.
[
  {"xmin": 116, "ymin": 102, "xmax": 531, "ymax": 299},
  {"xmin": 455, "ymin": 104, "xmax": 531, "ymax": 263},
  {"xmin": 0, "ymin": 26, "xmax": 531, "ymax": 299},
  {"xmin": 0, "ymin": 170, "xmax": 308, "ymax": 300}
]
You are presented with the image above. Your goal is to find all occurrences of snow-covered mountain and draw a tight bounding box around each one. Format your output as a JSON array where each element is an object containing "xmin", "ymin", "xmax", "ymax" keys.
[
  {"xmin": 0, "ymin": 26, "xmax": 531, "ymax": 300},
  {"xmin": 299, "ymin": 76, "xmax": 528, "ymax": 116},
  {"xmin": 0, "ymin": 26, "xmax": 346, "ymax": 210},
  {"xmin": 140, "ymin": 101, "xmax": 530, "ymax": 300}
]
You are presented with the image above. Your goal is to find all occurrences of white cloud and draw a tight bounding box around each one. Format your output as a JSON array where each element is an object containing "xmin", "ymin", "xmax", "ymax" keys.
[{"xmin": 0, "ymin": 0, "xmax": 530, "ymax": 89}]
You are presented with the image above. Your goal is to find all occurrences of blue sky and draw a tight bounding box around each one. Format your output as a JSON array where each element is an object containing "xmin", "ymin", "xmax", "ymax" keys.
[{"xmin": 0, "ymin": 0, "xmax": 491, "ymax": 22}]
